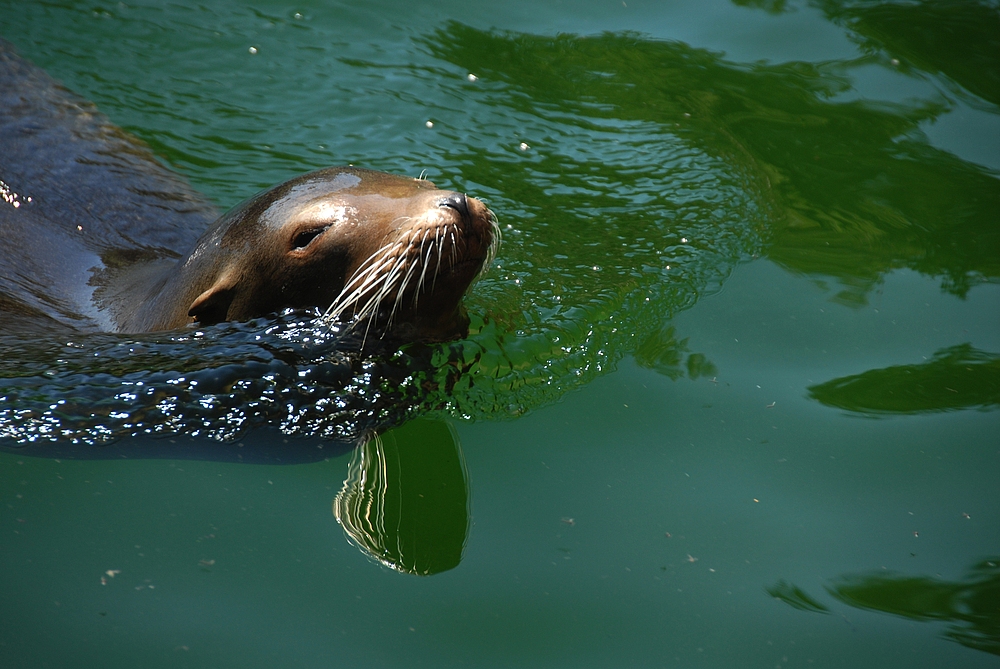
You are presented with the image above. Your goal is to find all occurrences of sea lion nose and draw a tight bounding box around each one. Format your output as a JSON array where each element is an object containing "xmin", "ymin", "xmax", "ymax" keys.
[{"xmin": 439, "ymin": 192, "xmax": 470, "ymax": 222}]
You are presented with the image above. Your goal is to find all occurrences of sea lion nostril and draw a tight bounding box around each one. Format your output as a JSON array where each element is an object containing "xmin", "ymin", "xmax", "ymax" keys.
[{"xmin": 439, "ymin": 193, "xmax": 470, "ymax": 220}]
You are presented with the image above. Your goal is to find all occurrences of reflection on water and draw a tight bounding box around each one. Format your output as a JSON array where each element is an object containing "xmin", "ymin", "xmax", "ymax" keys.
[
  {"xmin": 733, "ymin": 0, "xmax": 1000, "ymax": 297},
  {"xmin": 635, "ymin": 325, "xmax": 718, "ymax": 381},
  {"xmin": 815, "ymin": 0, "xmax": 1000, "ymax": 108},
  {"xmin": 766, "ymin": 580, "xmax": 830, "ymax": 614},
  {"xmin": 426, "ymin": 18, "xmax": 999, "ymax": 417},
  {"xmin": 809, "ymin": 344, "xmax": 1000, "ymax": 415},
  {"xmin": 334, "ymin": 419, "xmax": 469, "ymax": 575},
  {"xmin": 770, "ymin": 558, "xmax": 1000, "ymax": 657}
]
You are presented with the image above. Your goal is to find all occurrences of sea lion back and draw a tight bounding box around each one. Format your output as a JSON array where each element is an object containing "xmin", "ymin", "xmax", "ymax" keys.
[{"xmin": 0, "ymin": 39, "xmax": 218, "ymax": 332}]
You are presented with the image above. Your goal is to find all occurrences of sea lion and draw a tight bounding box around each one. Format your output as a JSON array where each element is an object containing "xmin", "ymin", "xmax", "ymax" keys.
[
  {"xmin": 0, "ymin": 39, "xmax": 497, "ymax": 342},
  {"xmin": 99, "ymin": 167, "xmax": 498, "ymax": 340}
]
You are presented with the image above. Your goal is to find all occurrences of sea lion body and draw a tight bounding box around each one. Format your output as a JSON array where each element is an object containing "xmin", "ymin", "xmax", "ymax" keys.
[
  {"xmin": 0, "ymin": 40, "xmax": 496, "ymax": 341},
  {"xmin": 0, "ymin": 39, "xmax": 217, "ymax": 335}
]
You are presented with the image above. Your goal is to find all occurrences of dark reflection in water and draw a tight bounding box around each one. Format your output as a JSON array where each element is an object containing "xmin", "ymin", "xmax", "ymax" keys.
[
  {"xmin": 433, "ymin": 17, "xmax": 997, "ymax": 298},
  {"xmin": 770, "ymin": 558, "xmax": 1000, "ymax": 656},
  {"xmin": 424, "ymin": 18, "xmax": 999, "ymax": 415},
  {"xmin": 814, "ymin": 0, "xmax": 1000, "ymax": 107},
  {"xmin": 766, "ymin": 580, "xmax": 831, "ymax": 614},
  {"xmin": 737, "ymin": 0, "xmax": 1000, "ymax": 300},
  {"xmin": 732, "ymin": 0, "xmax": 1000, "ymax": 304},
  {"xmin": 736, "ymin": 0, "xmax": 1000, "ymax": 106},
  {"xmin": 635, "ymin": 325, "xmax": 718, "ymax": 381},
  {"xmin": 808, "ymin": 344, "xmax": 1000, "ymax": 415},
  {"xmin": 334, "ymin": 419, "xmax": 469, "ymax": 576}
]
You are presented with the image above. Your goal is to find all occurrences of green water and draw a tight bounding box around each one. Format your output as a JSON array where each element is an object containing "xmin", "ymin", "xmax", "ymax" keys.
[{"xmin": 1, "ymin": 1, "xmax": 998, "ymax": 667}]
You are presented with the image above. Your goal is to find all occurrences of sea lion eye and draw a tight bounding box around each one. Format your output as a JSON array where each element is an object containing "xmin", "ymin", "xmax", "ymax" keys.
[{"xmin": 291, "ymin": 226, "xmax": 328, "ymax": 250}]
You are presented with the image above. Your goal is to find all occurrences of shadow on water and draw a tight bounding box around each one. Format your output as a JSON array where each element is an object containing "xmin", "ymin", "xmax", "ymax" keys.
[{"xmin": 769, "ymin": 558, "xmax": 1000, "ymax": 657}]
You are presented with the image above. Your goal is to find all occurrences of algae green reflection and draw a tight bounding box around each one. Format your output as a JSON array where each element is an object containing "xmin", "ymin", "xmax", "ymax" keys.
[
  {"xmin": 334, "ymin": 419, "xmax": 470, "ymax": 576},
  {"xmin": 769, "ymin": 558, "xmax": 1000, "ymax": 657},
  {"xmin": 808, "ymin": 344, "xmax": 1000, "ymax": 415}
]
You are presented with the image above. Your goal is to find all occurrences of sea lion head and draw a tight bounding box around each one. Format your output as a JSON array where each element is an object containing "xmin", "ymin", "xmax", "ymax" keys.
[{"xmin": 131, "ymin": 167, "xmax": 498, "ymax": 340}]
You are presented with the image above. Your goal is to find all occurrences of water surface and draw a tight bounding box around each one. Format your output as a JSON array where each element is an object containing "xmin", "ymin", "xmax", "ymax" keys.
[{"xmin": 1, "ymin": 1, "xmax": 998, "ymax": 667}]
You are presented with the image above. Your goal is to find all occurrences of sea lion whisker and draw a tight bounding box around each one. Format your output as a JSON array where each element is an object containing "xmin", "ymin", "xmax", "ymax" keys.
[
  {"xmin": 412, "ymin": 228, "xmax": 431, "ymax": 297},
  {"xmin": 387, "ymin": 217, "xmax": 414, "ymax": 238},
  {"xmin": 348, "ymin": 248, "xmax": 400, "ymax": 290},
  {"xmin": 391, "ymin": 259, "xmax": 421, "ymax": 325},
  {"xmin": 329, "ymin": 270, "xmax": 390, "ymax": 320},
  {"xmin": 367, "ymin": 264, "xmax": 407, "ymax": 331},
  {"xmin": 324, "ymin": 248, "xmax": 391, "ymax": 313},
  {"xmin": 416, "ymin": 228, "xmax": 439, "ymax": 294},
  {"xmin": 354, "ymin": 255, "xmax": 403, "ymax": 308},
  {"xmin": 354, "ymin": 290, "xmax": 388, "ymax": 325},
  {"xmin": 326, "ymin": 258, "xmax": 402, "ymax": 323},
  {"xmin": 432, "ymin": 226, "xmax": 445, "ymax": 292},
  {"xmin": 482, "ymin": 212, "xmax": 501, "ymax": 275},
  {"xmin": 415, "ymin": 242, "xmax": 435, "ymax": 305},
  {"xmin": 418, "ymin": 227, "xmax": 429, "ymax": 258},
  {"xmin": 379, "ymin": 249, "xmax": 410, "ymax": 291},
  {"xmin": 348, "ymin": 266, "xmax": 401, "ymax": 327},
  {"xmin": 325, "ymin": 251, "xmax": 397, "ymax": 320},
  {"xmin": 331, "ymin": 240, "xmax": 404, "ymax": 298},
  {"xmin": 355, "ymin": 258, "xmax": 399, "ymax": 326},
  {"xmin": 352, "ymin": 243, "xmax": 398, "ymax": 275}
]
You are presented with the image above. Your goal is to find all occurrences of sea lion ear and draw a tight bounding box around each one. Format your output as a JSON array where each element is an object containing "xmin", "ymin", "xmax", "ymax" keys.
[{"xmin": 188, "ymin": 279, "xmax": 237, "ymax": 325}]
